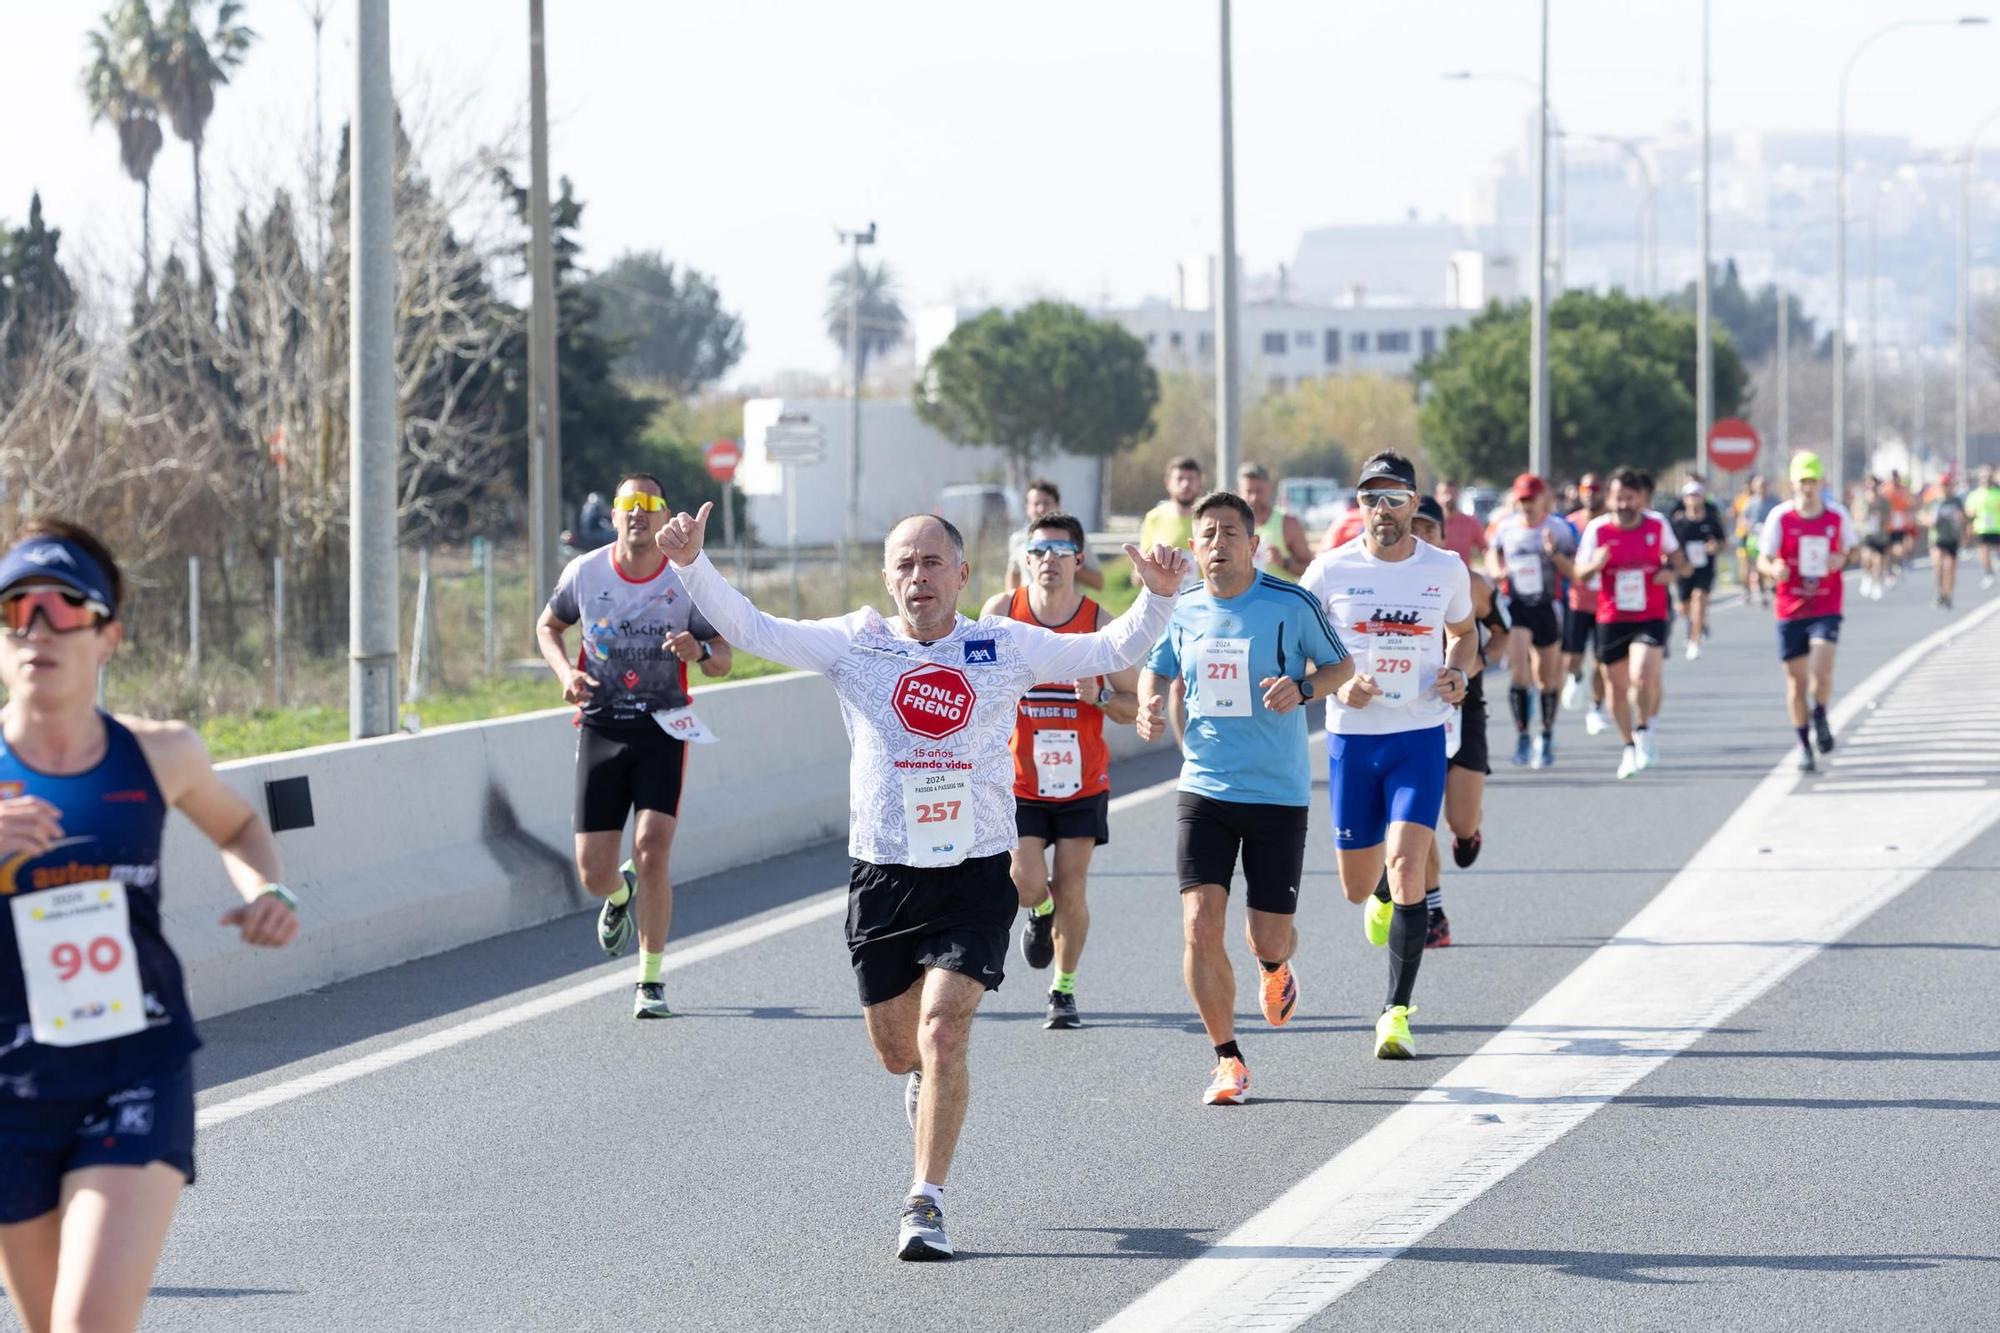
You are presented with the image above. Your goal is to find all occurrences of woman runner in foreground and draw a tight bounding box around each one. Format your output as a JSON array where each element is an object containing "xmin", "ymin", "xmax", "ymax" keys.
[{"xmin": 0, "ymin": 519, "xmax": 299, "ymax": 1333}]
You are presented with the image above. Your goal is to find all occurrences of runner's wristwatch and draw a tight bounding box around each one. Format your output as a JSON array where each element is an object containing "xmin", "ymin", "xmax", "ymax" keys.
[
  {"xmin": 260, "ymin": 883, "xmax": 299, "ymax": 911},
  {"xmin": 1096, "ymin": 685, "xmax": 1116, "ymax": 706},
  {"xmin": 1298, "ymin": 678, "xmax": 1316, "ymax": 702}
]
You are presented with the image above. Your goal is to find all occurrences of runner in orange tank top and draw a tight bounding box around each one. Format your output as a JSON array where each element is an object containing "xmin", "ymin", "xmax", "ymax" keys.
[{"xmin": 979, "ymin": 512, "xmax": 1139, "ymax": 1030}]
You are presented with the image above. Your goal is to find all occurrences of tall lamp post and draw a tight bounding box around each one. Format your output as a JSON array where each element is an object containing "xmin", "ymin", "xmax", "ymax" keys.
[
  {"xmin": 1960, "ymin": 107, "xmax": 2000, "ymax": 482},
  {"xmin": 1215, "ymin": 0, "xmax": 1241, "ymax": 485},
  {"xmin": 835, "ymin": 221, "xmax": 875, "ymax": 606},
  {"xmin": 1835, "ymin": 15, "xmax": 1988, "ymax": 495},
  {"xmin": 1696, "ymin": 0, "xmax": 1713, "ymax": 473}
]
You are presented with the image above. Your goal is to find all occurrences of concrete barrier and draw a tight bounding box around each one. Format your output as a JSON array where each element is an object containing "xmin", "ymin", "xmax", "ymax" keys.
[{"xmin": 166, "ymin": 670, "xmax": 1170, "ymax": 1018}]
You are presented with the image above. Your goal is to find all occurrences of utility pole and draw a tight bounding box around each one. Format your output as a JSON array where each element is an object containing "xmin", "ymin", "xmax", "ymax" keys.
[
  {"xmin": 836, "ymin": 222, "xmax": 876, "ymax": 605},
  {"xmin": 1529, "ymin": 0, "xmax": 1551, "ymax": 479},
  {"xmin": 348, "ymin": 0, "xmax": 397, "ymax": 738},
  {"xmin": 1696, "ymin": 0, "xmax": 1713, "ymax": 474},
  {"xmin": 1215, "ymin": 0, "xmax": 1241, "ymax": 484},
  {"xmin": 527, "ymin": 0, "xmax": 563, "ymax": 604},
  {"xmin": 1777, "ymin": 279, "xmax": 1791, "ymax": 459}
]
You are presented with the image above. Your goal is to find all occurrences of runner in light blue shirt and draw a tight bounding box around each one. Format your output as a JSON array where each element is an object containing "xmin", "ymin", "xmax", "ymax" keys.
[{"xmin": 1137, "ymin": 491, "xmax": 1353, "ymax": 1107}]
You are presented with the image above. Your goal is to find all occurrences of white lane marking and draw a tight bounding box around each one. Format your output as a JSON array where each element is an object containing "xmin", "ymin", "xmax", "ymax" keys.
[
  {"xmin": 1098, "ymin": 599, "xmax": 2000, "ymax": 1333},
  {"xmin": 199, "ymin": 744, "xmax": 1212, "ymax": 1130},
  {"xmin": 197, "ymin": 892, "xmax": 847, "ymax": 1129}
]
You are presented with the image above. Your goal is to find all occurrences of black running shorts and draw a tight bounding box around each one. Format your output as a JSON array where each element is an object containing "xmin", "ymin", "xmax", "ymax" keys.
[
  {"xmin": 1597, "ymin": 618, "xmax": 1668, "ymax": 666},
  {"xmin": 848, "ymin": 851, "xmax": 1015, "ymax": 1007},
  {"xmin": 1451, "ymin": 682, "xmax": 1492, "ymax": 776},
  {"xmin": 1175, "ymin": 792, "xmax": 1308, "ymax": 915},
  {"xmin": 1560, "ymin": 605, "xmax": 1597, "ymax": 656},
  {"xmin": 574, "ymin": 721, "xmax": 687, "ymax": 833},
  {"xmin": 1506, "ymin": 597, "xmax": 1563, "ymax": 648},
  {"xmin": 1676, "ymin": 567, "xmax": 1716, "ymax": 600},
  {"xmin": 1014, "ymin": 791, "xmax": 1111, "ymax": 846}
]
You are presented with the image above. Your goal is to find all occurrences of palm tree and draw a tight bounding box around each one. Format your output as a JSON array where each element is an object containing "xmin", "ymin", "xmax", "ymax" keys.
[
  {"xmin": 83, "ymin": 2, "xmax": 165, "ymax": 292},
  {"xmin": 824, "ymin": 259, "xmax": 907, "ymax": 382},
  {"xmin": 149, "ymin": 0, "xmax": 255, "ymax": 273}
]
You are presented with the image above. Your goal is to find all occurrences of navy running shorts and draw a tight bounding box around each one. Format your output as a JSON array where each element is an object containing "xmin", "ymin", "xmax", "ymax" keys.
[
  {"xmin": 1327, "ymin": 726, "xmax": 1448, "ymax": 851},
  {"xmin": 0, "ymin": 1061, "xmax": 196, "ymax": 1224}
]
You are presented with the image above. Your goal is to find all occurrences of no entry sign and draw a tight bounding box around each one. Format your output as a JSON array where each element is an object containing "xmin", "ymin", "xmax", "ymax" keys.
[
  {"xmin": 704, "ymin": 438, "xmax": 741, "ymax": 484},
  {"xmin": 1707, "ymin": 418, "xmax": 1760, "ymax": 473}
]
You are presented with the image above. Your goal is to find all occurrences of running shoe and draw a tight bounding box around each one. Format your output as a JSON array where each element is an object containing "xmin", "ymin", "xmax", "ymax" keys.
[
  {"xmin": 596, "ymin": 862, "xmax": 637, "ymax": 957},
  {"xmin": 1813, "ymin": 714, "xmax": 1835, "ymax": 755},
  {"xmin": 1984, "ymin": 574, "xmax": 1995, "ymax": 590},
  {"xmin": 1616, "ymin": 745, "xmax": 1641, "ymax": 780},
  {"xmin": 1364, "ymin": 893, "xmax": 1394, "ymax": 947},
  {"xmin": 1202, "ymin": 1055, "xmax": 1250, "ymax": 1105},
  {"xmin": 1259, "ymin": 962, "xmax": 1299, "ymax": 1027},
  {"xmin": 1637, "ymin": 730, "xmax": 1659, "ymax": 769},
  {"xmin": 1796, "ymin": 747, "xmax": 1816, "ymax": 774},
  {"xmin": 1374, "ymin": 1006, "xmax": 1416, "ymax": 1060},
  {"xmin": 1532, "ymin": 733, "xmax": 1554, "ymax": 769},
  {"xmin": 905, "ymin": 1070, "xmax": 922, "ymax": 1129},
  {"xmin": 1511, "ymin": 733, "xmax": 1533, "ymax": 766},
  {"xmin": 1560, "ymin": 674, "xmax": 1582, "ymax": 711},
  {"xmin": 1045, "ymin": 989, "xmax": 1081, "ymax": 1030},
  {"xmin": 1019, "ymin": 906, "xmax": 1055, "ymax": 970},
  {"xmin": 1451, "ymin": 832, "xmax": 1483, "ymax": 868},
  {"xmin": 632, "ymin": 981, "xmax": 672, "ymax": 1019},
  {"xmin": 897, "ymin": 1194, "xmax": 953, "ymax": 1261},
  {"xmin": 1685, "ymin": 641, "xmax": 1702, "ymax": 661},
  {"xmin": 1426, "ymin": 909, "xmax": 1452, "ymax": 949},
  {"xmin": 1584, "ymin": 707, "xmax": 1607, "ymax": 736}
]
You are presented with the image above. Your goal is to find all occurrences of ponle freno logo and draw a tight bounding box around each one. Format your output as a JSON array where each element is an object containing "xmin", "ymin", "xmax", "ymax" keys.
[{"xmin": 893, "ymin": 664, "xmax": 975, "ymax": 740}]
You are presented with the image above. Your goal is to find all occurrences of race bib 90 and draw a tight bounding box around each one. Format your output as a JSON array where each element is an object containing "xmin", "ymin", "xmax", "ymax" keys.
[{"xmin": 11, "ymin": 881, "xmax": 147, "ymax": 1048}]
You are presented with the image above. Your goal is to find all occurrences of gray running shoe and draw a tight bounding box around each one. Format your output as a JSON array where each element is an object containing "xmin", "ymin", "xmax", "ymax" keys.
[
  {"xmin": 1044, "ymin": 989, "xmax": 1081, "ymax": 1030},
  {"xmin": 905, "ymin": 1070, "xmax": 923, "ymax": 1128},
  {"xmin": 897, "ymin": 1194, "xmax": 953, "ymax": 1261},
  {"xmin": 632, "ymin": 981, "xmax": 672, "ymax": 1019},
  {"xmin": 1813, "ymin": 714, "xmax": 1835, "ymax": 755},
  {"xmin": 597, "ymin": 861, "xmax": 637, "ymax": 957}
]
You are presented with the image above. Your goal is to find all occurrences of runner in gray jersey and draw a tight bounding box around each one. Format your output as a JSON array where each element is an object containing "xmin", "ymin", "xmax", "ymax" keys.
[
  {"xmin": 536, "ymin": 473, "xmax": 732, "ymax": 1019},
  {"xmin": 656, "ymin": 498, "xmax": 1188, "ymax": 1262}
]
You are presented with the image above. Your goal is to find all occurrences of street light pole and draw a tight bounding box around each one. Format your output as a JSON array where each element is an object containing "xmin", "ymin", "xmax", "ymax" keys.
[
  {"xmin": 527, "ymin": 0, "xmax": 562, "ymax": 604},
  {"xmin": 1530, "ymin": 0, "xmax": 1551, "ymax": 480},
  {"xmin": 1215, "ymin": 0, "xmax": 1241, "ymax": 485},
  {"xmin": 349, "ymin": 0, "xmax": 397, "ymax": 738},
  {"xmin": 1836, "ymin": 16, "xmax": 1989, "ymax": 498},
  {"xmin": 1961, "ymin": 107, "xmax": 2000, "ymax": 482},
  {"xmin": 835, "ymin": 222, "xmax": 876, "ymax": 606},
  {"xmin": 1696, "ymin": 0, "xmax": 1713, "ymax": 473},
  {"xmin": 1777, "ymin": 278, "xmax": 1791, "ymax": 459}
]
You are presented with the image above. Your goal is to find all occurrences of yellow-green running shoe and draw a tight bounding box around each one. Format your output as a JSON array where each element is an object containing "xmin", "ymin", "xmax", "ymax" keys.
[
  {"xmin": 1363, "ymin": 894, "xmax": 1394, "ymax": 948},
  {"xmin": 1374, "ymin": 1005, "xmax": 1415, "ymax": 1060}
]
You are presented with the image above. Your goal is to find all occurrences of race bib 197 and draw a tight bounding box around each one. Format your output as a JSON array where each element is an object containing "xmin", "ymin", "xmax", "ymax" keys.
[{"xmin": 11, "ymin": 881, "xmax": 147, "ymax": 1048}]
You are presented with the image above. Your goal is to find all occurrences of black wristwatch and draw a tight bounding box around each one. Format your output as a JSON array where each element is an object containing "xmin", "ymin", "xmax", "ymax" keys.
[
  {"xmin": 1095, "ymin": 684, "xmax": 1116, "ymax": 706},
  {"xmin": 1298, "ymin": 678, "xmax": 1316, "ymax": 702},
  {"xmin": 698, "ymin": 640, "xmax": 713, "ymax": 662}
]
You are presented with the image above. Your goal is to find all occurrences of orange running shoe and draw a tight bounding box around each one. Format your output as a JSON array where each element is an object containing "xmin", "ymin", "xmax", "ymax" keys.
[
  {"xmin": 1259, "ymin": 961, "xmax": 1299, "ymax": 1027},
  {"xmin": 1203, "ymin": 1055, "xmax": 1249, "ymax": 1105}
]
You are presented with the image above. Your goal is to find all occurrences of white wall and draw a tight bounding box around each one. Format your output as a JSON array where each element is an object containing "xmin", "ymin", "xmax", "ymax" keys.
[
  {"xmin": 737, "ymin": 398, "xmax": 1105, "ymax": 544},
  {"xmin": 167, "ymin": 670, "xmax": 1169, "ymax": 1018}
]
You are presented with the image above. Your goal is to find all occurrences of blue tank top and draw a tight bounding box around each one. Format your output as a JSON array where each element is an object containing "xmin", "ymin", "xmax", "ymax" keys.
[{"xmin": 0, "ymin": 715, "xmax": 199, "ymax": 1099}]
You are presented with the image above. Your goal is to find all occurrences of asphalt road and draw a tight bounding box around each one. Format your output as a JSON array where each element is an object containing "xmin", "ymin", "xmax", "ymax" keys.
[{"xmin": 41, "ymin": 568, "xmax": 1999, "ymax": 1333}]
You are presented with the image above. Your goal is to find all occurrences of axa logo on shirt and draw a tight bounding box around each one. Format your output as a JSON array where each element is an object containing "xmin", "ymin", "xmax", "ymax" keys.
[{"xmin": 962, "ymin": 639, "xmax": 997, "ymax": 665}]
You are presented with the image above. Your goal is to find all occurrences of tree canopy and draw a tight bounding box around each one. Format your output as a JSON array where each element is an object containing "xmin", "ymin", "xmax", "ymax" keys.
[
  {"xmin": 583, "ymin": 250, "xmax": 743, "ymax": 397},
  {"xmin": 917, "ymin": 301, "xmax": 1158, "ymax": 490},
  {"xmin": 1416, "ymin": 290, "xmax": 1745, "ymax": 483},
  {"xmin": 1666, "ymin": 259, "xmax": 1826, "ymax": 364}
]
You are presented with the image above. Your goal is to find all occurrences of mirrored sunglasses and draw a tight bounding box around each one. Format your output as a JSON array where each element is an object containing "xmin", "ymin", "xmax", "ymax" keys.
[
  {"xmin": 612, "ymin": 493, "xmax": 667, "ymax": 513},
  {"xmin": 1, "ymin": 587, "xmax": 110, "ymax": 637},
  {"xmin": 1025, "ymin": 540, "xmax": 1080, "ymax": 558},
  {"xmin": 1356, "ymin": 489, "xmax": 1417, "ymax": 510}
]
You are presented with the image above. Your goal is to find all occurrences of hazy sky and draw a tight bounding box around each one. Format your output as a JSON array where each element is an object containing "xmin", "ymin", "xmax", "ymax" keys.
[{"xmin": 6, "ymin": 1, "xmax": 1996, "ymax": 381}]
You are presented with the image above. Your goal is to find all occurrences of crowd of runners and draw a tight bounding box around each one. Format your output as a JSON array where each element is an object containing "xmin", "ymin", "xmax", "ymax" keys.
[{"xmin": 0, "ymin": 449, "xmax": 1994, "ymax": 1325}]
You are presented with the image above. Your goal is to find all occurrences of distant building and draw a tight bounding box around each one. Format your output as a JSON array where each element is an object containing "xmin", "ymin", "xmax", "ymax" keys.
[{"xmin": 1107, "ymin": 301, "xmax": 1475, "ymax": 395}]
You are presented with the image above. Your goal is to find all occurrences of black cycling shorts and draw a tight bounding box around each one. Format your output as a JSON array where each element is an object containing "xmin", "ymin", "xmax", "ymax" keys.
[
  {"xmin": 574, "ymin": 721, "xmax": 687, "ymax": 833},
  {"xmin": 1676, "ymin": 567, "xmax": 1716, "ymax": 600},
  {"xmin": 1014, "ymin": 791, "xmax": 1110, "ymax": 846},
  {"xmin": 1561, "ymin": 605, "xmax": 1597, "ymax": 656},
  {"xmin": 1451, "ymin": 682, "xmax": 1491, "ymax": 775},
  {"xmin": 1597, "ymin": 618, "xmax": 1668, "ymax": 666},
  {"xmin": 848, "ymin": 851, "xmax": 1016, "ymax": 1006},
  {"xmin": 1506, "ymin": 597, "xmax": 1563, "ymax": 648},
  {"xmin": 1175, "ymin": 792, "xmax": 1308, "ymax": 915}
]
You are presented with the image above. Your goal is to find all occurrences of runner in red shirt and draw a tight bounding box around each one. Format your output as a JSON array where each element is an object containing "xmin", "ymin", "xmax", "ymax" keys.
[
  {"xmin": 979, "ymin": 513, "xmax": 1139, "ymax": 1030},
  {"xmin": 1560, "ymin": 473, "xmax": 1609, "ymax": 735},
  {"xmin": 1756, "ymin": 451, "xmax": 1855, "ymax": 773},
  {"xmin": 1572, "ymin": 467, "xmax": 1691, "ymax": 779}
]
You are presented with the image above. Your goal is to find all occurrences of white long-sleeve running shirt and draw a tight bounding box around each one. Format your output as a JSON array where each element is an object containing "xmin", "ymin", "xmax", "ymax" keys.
[{"xmin": 675, "ymin": 553, "xmax": 1176, "ymax": 868}]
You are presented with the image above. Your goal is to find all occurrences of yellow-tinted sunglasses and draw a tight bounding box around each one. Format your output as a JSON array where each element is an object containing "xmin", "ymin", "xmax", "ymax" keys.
[{"xmin": 611, "ymin": 492, "xmax": 667, "ymax": 513}]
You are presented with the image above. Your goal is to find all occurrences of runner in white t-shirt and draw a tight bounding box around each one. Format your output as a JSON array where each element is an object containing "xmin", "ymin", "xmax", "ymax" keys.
[
  {"xmin": 656, "ymin": 499, "xmax": 1188, "ymax": 1263},
  {"xmin": 1301, "ymin": 452, "xmax": 1478, "ymax": 1061}
]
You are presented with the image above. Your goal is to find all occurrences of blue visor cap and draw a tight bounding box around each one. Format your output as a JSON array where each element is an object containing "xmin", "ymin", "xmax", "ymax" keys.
[{"xmin": 0, "ymin": 538, "xmax": 117, "ymax": 613}]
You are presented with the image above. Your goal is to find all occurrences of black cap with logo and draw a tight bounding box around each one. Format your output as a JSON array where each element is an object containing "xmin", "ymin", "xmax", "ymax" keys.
[{"xmin": 1355, "ymin": 453, "xmax": 1419, "ymax": 489}]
